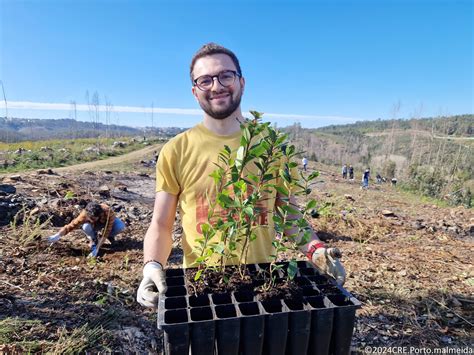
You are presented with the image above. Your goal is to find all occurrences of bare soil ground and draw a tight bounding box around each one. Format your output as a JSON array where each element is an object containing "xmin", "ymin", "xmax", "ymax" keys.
[{"xmin": 0, "ymin": 151, "xmax": 472, "ymax": 353}]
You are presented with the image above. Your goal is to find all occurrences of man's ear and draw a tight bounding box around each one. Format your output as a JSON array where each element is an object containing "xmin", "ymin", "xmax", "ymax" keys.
[
  {"xmin": 240, "ymin": 76, "xmax": 246, "ymax": 95},
  {"xmin": 192, "ymin": 86, "xmax": 199, "ymax": 100}
]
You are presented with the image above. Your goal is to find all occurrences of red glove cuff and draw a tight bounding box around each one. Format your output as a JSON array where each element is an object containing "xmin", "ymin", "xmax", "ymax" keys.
[{"xmin": 306, "ymin": 242, "xmax": 326, "ymax": 260}]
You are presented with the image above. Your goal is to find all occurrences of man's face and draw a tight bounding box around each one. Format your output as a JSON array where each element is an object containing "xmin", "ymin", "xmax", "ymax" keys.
[{"xmin": 191, "ymin": 53, "xmax": 245, "ymax": 120}]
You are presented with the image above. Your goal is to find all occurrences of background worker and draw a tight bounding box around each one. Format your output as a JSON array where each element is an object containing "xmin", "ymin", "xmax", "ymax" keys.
[
  {"xmin": 47, "ymin": 201, "xmax": 125, "ymax": 257},
  {"xmin": 349, "ymin": 165, "xmax": 354, "ymax": 180},
  {"xmin": 136, "ymin": 43, "xmax": 346, "ymax": 308},
  {"xmin": 342, "ymin": 164, "xmax": 348, "ymax": 179},
  {"xmin": 362, "ymin": 168, "xmax": 371, "ymax": 188},
  {"xmin": 302, "ymin": 156, "xmax": 308, "ymax": 171}
]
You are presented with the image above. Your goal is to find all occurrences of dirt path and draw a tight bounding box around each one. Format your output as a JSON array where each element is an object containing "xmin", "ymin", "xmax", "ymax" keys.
[
  {"xmin": 0, "ymin": 143, "xmax": 163, "ymax": 178},
  {"xmin": 55, "ymin": 143, "xmax": 163, "ymax": 172}
]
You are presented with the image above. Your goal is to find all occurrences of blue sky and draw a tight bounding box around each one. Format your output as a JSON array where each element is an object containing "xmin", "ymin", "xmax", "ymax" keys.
[{"xmin": 0, "ymin": 0, "xmax": 472, "ymax": 128}]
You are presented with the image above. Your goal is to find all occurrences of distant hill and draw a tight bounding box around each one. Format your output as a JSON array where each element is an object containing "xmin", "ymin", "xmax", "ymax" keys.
[
  {"xmin": 283, "ymin": 114, "xmax": 473, "ymax": 205},
  {"xmin": 0, "ymin": 117, "xmax": 186, "ymax": 142}
]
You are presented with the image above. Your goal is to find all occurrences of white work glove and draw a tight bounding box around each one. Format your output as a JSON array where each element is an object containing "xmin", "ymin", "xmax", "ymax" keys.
[
  {"xmin": 137, "ymin": 261, "xmax": 168, "ymax": 308},
  {"xmin": 47, "ymin": 233, "xmax": 61, "ymax": 244},
  {"xmin": 311, "ymin": 246, "xmax": 346, "ymax": 286}
]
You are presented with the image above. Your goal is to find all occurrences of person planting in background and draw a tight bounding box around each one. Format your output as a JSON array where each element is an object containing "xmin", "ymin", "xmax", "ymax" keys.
[
  {"xmin": 47, "ymin": 201, "xmax": 125, "ymax": 258},
  {"xmin": 136, "ymin": 43, "xmax": 346, "ymax": 308}
]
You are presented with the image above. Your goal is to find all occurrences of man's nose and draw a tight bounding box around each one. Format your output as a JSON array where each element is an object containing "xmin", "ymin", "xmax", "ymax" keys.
[{"xmin": 210, "ymin": 76, "xmax": 225, "ymax": 90}]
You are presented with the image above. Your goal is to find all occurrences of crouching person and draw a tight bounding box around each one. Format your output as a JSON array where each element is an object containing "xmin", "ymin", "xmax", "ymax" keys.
[{"xmin": 47, "ymin": 201, "xmax": 125, "ymax": 258}]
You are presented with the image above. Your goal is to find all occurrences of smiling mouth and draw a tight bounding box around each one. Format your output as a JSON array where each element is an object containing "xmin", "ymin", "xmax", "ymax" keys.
[{"xmin": 210, "ymin": 93, "xmax": 230, "ymax": 100}]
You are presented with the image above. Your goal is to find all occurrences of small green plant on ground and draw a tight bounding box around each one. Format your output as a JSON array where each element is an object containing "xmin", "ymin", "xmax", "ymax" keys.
[
  {"xmin": 10, "ymin": 205, "xmax": 52, "ymax": 246},
  {"xmin": 64, "ymin": 190, "xmax": 75, "ymax": 200},
  {"xmin": 0, "ymin": 318, "xmax": 46, "ymax": 352},
  {"xmin": 193, "ymin": 111, "xmax": 319, "ymax": 289},
  {"xmin": 47, "ymin": 315, "xmax": 113, "ymax": 354}
]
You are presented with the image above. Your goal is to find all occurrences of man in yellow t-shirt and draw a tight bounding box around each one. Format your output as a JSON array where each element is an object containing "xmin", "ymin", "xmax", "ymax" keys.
[{"xmin": 137, "ymin": 43, "xmax": 346, "ymax": 309}]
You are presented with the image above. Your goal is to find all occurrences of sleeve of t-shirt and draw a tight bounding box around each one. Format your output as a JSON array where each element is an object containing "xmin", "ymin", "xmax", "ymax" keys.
[{"xmin": 155, "ymin": 141, "xmax": 180, "ymax": 195}]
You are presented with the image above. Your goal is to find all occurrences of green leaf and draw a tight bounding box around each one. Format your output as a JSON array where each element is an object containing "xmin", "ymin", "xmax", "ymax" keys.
[
  {"xmin": 306, "ymin": 200, "xmax": 317, "ymax": 210},
  {"xmin": 260, "ymin": 140, "xmax": 271, "ymax": 151},
  {"xmin": 214, "ymin": 244, "xmax": 225, "ymax": 254},
  {"xmin": 262, "ymin": 173, "xmax": 275, "ymax": 182},
  {"xmin": 282, "ymin": 204, "xmax": 300, "ymax": 215},
  {"xmin": 287, "ymin": 260, "xmax": 298, "ymax": 280},
  {"xmin": 249, "ymin": 145, "xmax": 267, "ymax": 158},
  {"xmin": 194, "ymin": 269, "xmax": 203, "ymax": 281},
  {"xmin": 249, "ymin": 232, "xmax": 257, "ymax": 241},
  {"xmin": 195, "ymin": 256, "xmax": 208, "ymax": 263},
  {"xmin": 201, "ymin": 223, "xmax": 210, "ymax": 234},
  {"xmin": 308, "ymin": 171, "xmax": 320, "ymax": 180},
  {"xmin": 249, "ymin": 110, "xmax": 263, "ymax": 119},
  {"xmin": 209, "ymin": 170, "xmax": 222, "ymax": 185},
  {"xmin": 217, "ymin": 192, "xmax": 234, "ymax": 204},
  {"xmin": 243, "ymin": 206, "xmax": 254, "ymax": 216},
  {"xmin": 64, "ymin": 191, "xmax": 75, "ymax": 200},
  {"xmin": 243, "ymin": 126, "xmax": 251, "ymax": 143},
  {"xmin": 246, "ymin": 174, "xmax": 259, "ymax": 184},
  {"xmin": 274, "ymin": 185, "xmax": 289, "ymax": 196},
  {"xmin": 235, "ymin": 146, "xmax": 245, "ymax": 169},
  {"xmin": 280, "ymin": 168, "xmax": 292, "ymax": 183},
  {"xmin": 286, "ymin": 145, "xmax": 295, "ymax": 156},
  {"xmin": 272, "ymin": 213, "xmax": 283, "ymax": 222},
  {"xmin": 235, "ymin": 180, "xmax": 247, "ymax": 194},
  {"xmin": 298, "ymin": 230, "xmax": 313, "ymax": 245}
]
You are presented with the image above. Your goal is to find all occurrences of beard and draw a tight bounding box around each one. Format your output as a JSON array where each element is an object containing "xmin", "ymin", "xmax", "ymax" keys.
[{"xmin": 198, "ymin": 89, "xmax": 243, "ymax": 120}]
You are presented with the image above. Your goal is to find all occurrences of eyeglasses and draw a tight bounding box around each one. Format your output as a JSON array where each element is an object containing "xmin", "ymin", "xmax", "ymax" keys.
[{"xmin": 193, "ymin": 70, "xmax": 241, "ymax": 91}]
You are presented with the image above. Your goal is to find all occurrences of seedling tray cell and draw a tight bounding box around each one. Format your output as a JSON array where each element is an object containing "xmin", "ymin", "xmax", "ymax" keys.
[{"xmin": 157, "ymin": 262, "xmax": 361, "ymax": 355}]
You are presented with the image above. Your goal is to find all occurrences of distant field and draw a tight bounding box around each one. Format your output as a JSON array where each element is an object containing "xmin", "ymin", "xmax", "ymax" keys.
[{"xmin": 0, "ymin": 136, "xmax": 166, "ymax": 173}]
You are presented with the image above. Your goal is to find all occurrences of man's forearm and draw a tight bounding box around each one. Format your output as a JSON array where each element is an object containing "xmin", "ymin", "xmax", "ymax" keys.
[
  {"xmin": 143, "ymin": 223, "xmax": 173, "ymax": 267},
  {"xmin": 284, "ymin": 222, "xmax": 322, "ymax": 255},
  {"xmin": 277, "ymin": 195, "xmax": 323, "ymax": 256}
]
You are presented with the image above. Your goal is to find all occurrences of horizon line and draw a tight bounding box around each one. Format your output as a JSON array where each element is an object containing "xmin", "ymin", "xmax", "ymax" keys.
[{"xmin": 1, "ymin": 100, "xmax": 367, "ymax": 122}]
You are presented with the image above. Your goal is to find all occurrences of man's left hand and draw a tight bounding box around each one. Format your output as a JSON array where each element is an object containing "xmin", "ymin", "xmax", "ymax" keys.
[{"xmin": 310, "ymin": 245, "xmax": 346, "ymax": 285}]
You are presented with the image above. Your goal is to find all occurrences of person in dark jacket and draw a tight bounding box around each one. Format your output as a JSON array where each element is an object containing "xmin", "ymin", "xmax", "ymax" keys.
[{"xmin": 362, "ymin": 168, "xmax": 370, "ymax": 188}]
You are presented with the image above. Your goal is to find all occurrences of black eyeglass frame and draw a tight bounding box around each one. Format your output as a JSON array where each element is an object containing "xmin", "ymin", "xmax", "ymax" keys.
[{"xmin": 193, "ymin": 70, "xmax": 242, "ymax": 91}]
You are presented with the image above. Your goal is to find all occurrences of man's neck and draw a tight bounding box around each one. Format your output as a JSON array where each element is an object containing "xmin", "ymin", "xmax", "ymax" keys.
[{"xmin": 202, "ymin": 111, "xmax": 244, "ymax": 136}]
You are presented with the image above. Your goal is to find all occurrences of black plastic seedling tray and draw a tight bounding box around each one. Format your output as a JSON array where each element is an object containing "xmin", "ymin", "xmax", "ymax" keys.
[{"xmin": 157, "ymin": 261, "xmax": 361, "ymax": 355}]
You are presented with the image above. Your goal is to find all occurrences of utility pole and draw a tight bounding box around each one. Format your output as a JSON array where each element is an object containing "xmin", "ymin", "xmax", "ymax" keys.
[
  {"xmin": 1, "ymin": 80, "xmax": 9, "ymax": 143},
  {"xmin": 70, "ymin": 100, "xmax": 77, "ymax": 139},
  {"xmin": 151, "ymin": 101, "xmax": 154, "ymax": 138}
]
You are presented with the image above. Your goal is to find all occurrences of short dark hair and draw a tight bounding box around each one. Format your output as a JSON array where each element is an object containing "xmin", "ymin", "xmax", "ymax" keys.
[
  {"xmin": 85, "ymin": 202, "xmax": 102, "ymax": 218},
  {"xmin": 190, "ymin": 43, "xmax": 242, "ymax": 82}
]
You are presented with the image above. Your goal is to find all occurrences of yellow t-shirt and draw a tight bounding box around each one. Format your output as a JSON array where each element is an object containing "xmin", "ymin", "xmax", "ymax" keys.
[{"xmin": 156, "ymin": 122, "xmax": 278, "ymax": 268}]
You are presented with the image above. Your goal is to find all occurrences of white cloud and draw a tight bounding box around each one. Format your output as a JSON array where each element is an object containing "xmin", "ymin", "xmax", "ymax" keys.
[
  {"xmin": 264, "ymin": 112, "xmax": 363, "ymax": 122},
  {"xmin": 0, "ymin": 100, "xmax": 364, "ymax": 123},
  {"xmin": 2, "ymin": 101, "xmax": 203, "ymax": 116}
]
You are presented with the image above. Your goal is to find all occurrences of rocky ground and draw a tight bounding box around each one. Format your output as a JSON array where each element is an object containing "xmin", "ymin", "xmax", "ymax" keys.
[{"xmin": 0, "ymin": 149, "xmax": 472, "ymax": 353}]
